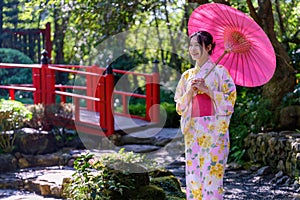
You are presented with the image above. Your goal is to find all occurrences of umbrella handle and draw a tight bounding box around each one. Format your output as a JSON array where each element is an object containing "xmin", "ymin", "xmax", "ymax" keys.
[{"xmin": 204, "ymin": 50, "xmax": 229, "ymax": 79}]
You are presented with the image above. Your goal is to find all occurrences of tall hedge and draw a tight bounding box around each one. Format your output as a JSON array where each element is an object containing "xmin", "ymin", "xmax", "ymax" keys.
[
  {"xmin": 0, "ymin": 48, "xmax": 33, "ymax": 84},
  {"xmin": 0, "ymin": 48, "xmax": 34, "ymax": 96}
]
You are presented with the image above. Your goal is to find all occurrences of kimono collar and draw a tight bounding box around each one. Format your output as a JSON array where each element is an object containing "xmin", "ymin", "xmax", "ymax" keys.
[{"xmin": 195, "ymin": 58, "xmax": 214, "ymax": 70}]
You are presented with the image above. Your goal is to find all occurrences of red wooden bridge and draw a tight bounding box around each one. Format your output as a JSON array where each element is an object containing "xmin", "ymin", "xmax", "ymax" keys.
[{"xmin": 0, "ymin": 52, "xmax": 160, "ymax": 137}]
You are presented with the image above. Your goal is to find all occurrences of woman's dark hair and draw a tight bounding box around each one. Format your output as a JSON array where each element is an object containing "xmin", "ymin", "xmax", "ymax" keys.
[{"xmin": 190, "ymin": 31, "xmax": 216, "ymax": 55}]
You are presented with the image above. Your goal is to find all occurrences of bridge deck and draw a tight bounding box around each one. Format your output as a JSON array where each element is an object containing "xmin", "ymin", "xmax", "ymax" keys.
[{"xmin": 78, "ymin": 109, "xmax": 155, "ymax": 134}]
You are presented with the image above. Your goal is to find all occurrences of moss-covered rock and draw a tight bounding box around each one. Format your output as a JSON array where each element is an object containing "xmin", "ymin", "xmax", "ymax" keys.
[
  {"xmin": 150, "ymin": 175, "xmax": 185, "ymax": 199},
  {"xmin": 132, "ymin": 185, "xmax": 166, "ymax": 200}
]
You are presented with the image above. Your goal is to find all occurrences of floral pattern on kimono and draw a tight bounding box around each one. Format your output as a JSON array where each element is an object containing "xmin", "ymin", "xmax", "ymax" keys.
[{"xmin": 174, "ymin": 59, "xmax": 236, "ymax": 200}]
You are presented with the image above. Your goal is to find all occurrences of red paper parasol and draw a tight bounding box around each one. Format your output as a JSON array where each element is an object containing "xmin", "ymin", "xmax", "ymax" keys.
[{"xmin": 188, "ymin": 3, "xmax": 276, "ymax": 87}]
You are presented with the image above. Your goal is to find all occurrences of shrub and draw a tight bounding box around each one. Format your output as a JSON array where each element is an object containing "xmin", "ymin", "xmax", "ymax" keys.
[
  {"xmin": 0, "ymin": 99, "xmax": 32, "ymax": 153},
  {"xmin": 0, "ymin": 48, "xmax": 34, "ymax": 98},
  {"xmin": 64, "ymin": 149, "xmax": 160, "ymax": 200},
  {"xmin": 26, "ymin": 103, "xmax": 74, "ymax": 132},
  {"xmin": 282, "ymin": 83, "xmax": 300, "ymax": 106},
  {"xmin": 128, "ymin": 103, "xmax": 146, "ymax": 117},
  {"xmin": 160, "ymin": 102, "xmax": 180, "ymax": 128},
  {"xmin": 229, "ymin": 87, "xmax": 274, "ymax": 163}
]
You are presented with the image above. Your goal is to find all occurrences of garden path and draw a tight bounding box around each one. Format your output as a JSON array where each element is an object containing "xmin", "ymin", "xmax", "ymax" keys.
[{"xmin": 0, "ymin": 128, "xmax": 299, "ymax": 200}]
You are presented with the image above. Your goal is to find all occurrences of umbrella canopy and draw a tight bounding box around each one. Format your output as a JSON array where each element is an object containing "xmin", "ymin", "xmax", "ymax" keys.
[{"xmin": 188, "ymin": 3, "xmax": 276, "ymax": 87}]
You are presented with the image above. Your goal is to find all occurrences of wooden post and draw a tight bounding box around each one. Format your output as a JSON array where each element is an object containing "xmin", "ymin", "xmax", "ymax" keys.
[
  {"xmin": 145, "ymin": 76, "xmax": 152, "ymax": 121},
  {"xmin": 105, "ymin": 73, "xmax": 114, "ymax": 136},
  {"xmin": 151, "ymin": 60, "xmax": 160, "ymax": 123},
  {"xmin": 86, "ymin": 65, "xmax": 95, "ymax": 110},
  {"xmin": 41, "ymin": 50, "xmax": 55, "ymax": 105},
  {"xmin": 104, "ymin": 63, "xmax": 114, "ymax": 136},
  {"xmin": 146, "ymin": 60, "xmax": 160, "ymax": 123},
  {"xmin": 9, "ymin": 89, "xmax": 15, "ymax": 100},
  {"xmin": 32, "ymin": 67, "xmax": 42, "ymax": 104},
  {"xmin": 99, "ymin": 75, "xmax": 106, "ymax": 131}
]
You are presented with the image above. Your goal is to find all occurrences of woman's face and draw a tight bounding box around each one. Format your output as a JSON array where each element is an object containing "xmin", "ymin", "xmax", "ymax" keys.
[{"xmin": 189, "ymin": 36, "xmax": 208, "ymax": 60}]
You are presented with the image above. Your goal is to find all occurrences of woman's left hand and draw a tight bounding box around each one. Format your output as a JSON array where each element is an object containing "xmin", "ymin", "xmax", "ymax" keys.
[{"xmin": 191, "ymin": 78, "xmax": 209, "ymax": 94}]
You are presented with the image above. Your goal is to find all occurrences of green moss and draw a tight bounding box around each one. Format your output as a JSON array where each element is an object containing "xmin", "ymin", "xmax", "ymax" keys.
[
  {"xmin": 133, "ymin": 185, "xmax": 166, "ymax": 200},
  {"xmin": 150, "ymin": 175, "xmax": 185, "ymax": 198}
]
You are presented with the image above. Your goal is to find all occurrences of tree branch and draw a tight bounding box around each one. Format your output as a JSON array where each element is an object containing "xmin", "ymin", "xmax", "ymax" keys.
[{"xmin": 246, "ymin": 0, "xmax": 262, "ymax": 27}]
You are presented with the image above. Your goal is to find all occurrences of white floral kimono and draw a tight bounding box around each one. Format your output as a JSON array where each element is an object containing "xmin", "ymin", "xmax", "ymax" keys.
[{"xmin": 174, "ymin": 59, "xmax": 236, "ymax": 200}]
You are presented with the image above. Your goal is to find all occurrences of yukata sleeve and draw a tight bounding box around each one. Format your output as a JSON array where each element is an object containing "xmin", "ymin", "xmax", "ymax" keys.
[
  {"xmin": 210, "ymin": 67, "xmax": 237, "ymax": 116},
  {"xmin": 174, "ymin": 72, "xmax": 192, "ymax": 117}
]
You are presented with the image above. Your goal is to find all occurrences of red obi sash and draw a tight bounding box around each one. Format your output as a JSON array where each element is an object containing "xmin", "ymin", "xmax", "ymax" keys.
[{"xmin": 191, "ymin": 93, "xmax": 214, "ymax": 117}]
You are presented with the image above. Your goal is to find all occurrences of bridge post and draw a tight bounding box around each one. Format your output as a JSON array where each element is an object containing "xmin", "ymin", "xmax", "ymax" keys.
[
  {"xmin": 146, "ymin": 60, "xmax": 160, "ymax": 123},
  {"xmin": 99, "ymin": 62, "xmax": 114, "ymax": 136},
  {"xmin": 104, "ymin": 63, "xmax": 114, "ymax": 136},
  {"xmin": 151, "ymin": 60, "xmax": 160, "ymax": 123},
  {"xmin": 41, "ymin": 50, "xmax": 55, "ymax": 105}
]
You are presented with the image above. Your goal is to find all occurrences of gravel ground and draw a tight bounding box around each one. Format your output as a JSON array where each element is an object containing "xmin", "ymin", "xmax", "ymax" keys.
[{"xmin": 223, "ymin": 169, "xmax": 300, "ymax": 200}]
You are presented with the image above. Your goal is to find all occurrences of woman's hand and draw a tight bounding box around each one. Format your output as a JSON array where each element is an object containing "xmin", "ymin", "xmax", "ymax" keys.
[{"xmin": 191, "ymin": 78, "xmax": 209, "ymax": 94}]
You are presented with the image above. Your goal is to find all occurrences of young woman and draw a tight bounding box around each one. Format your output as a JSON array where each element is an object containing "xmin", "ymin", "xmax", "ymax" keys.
[{"xmin": 175, "ymin": 31, "xmax": 236, "ymax": 200}]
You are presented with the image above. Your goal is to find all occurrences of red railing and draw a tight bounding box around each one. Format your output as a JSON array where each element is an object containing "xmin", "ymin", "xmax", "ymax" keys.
[{"xmin": 0, "ymin": 56, "xmax": 160, "ymax": 136}]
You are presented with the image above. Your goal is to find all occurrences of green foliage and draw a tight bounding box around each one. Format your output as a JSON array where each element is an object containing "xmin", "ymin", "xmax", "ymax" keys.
[
  {"xmin": 229, "ymin": 87, "xmax": 274, "ymax": 163},
  {"xmin": 282, "ymin": 83, "xmax": 300, "ymax": 106},
  {"xmin": 26, "ymin": 103, "xmax": 74, "ymax": 132},
  {"xmin": 160, "ymin": 102, "xmax": 180, "ymax": 128},
  {"xmin": 0, "ymin": 48, "xmax": 34, "ymax": 97},
  {"xmin": 0, "ymin": 99, "xmax": 32, "ymax": 153},
  {"xmin": 64, "ymin": 149, "xmax": 159, "ymax": 200},
  {"xmin": 128, "ymin": 103, "xmax": 146, "ymax": 117}
]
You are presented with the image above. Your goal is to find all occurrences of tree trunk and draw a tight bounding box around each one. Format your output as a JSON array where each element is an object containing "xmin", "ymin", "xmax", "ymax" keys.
[
  {"xmin": 249, "ymin": 0, "xmax": 296, "ymax": 109},
  {"xmin": 0, "ymin": 0, "xmax": 3, "ymax": 48},
  {"xmin": 53, "ymin": 8, "xmax": 68, "ymax": 64}
]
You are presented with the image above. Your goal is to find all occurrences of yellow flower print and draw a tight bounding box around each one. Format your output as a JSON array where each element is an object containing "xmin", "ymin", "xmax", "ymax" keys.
[
  {"xmin": 210, "ymin": 163, "xmax": 225, "ymax": 178},
  {"xmin": 218, "ymin": 187, "xmax": 224, "ymax": 194},
  {"xmin": 228, "ymin": 91, "xmax": 237, "ymax": 105},
  {"xmin": 190, "ymin": 119, "xmax": 195, "ymax": 128},
  {"xmin": 218, "ymin": 120, "xmax": 229, "ymax": 134},
  {"xmin": 216, "ymin": 163, "xmax": 225, "ymax": 178},
  {"xmin": 199, "ymin": 156, "xmax": 204, "ymax": 167},
  {"xmin": 215, "ymin": 93, "xmax": 223, "ymax": 104},
  {"xmin": 187, "ymin": 160, "xmax": 193, "ymax": 167},
  {"xmin": 222, "ymin": 83, "xmax": 230, "ymax": 93},
  {"xmin": 217, "ymin": 172, "xmax": 223, "ymax": 179},
  {"xmin": 214, "ymin": 80, "xmax": 218, "ymax": 88},
  {"xmin": 212, "ymin": 155, "xmax": 219, "ymax": 163},
  {"xmin": 220, "ymin": 140, "xmax": 225, "ymax": 151},
  {"xmin": 184, "ymin": 71, "xmax": 189, "ymax": 80},
  {"xmin": 209, "ymin": 165, "xmax": 218, "ymax": 176},
  {"xmin": 202, "ymin": 135, "xmax": 212, "ymax": 149},
  {"xmin": 191, "ymin": 180, "xmax": 196, "ymax": 185},
  {"xmin": 185, "ymin": 132, "xmax": 193, "ymax": 147},
  {"xmin": 192, "ymin": 186, "xmax": 203, "ymax": 200},
  {"xmin": 208, "ymin": 124, "xmax": 215, "ymax": 131},
  {"xmin": 197, "ymin": 137, "xmax": 204, "ymax": 146}
]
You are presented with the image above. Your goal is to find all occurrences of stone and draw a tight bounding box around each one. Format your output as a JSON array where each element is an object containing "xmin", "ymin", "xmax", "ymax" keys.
[
  {"xmin": 275, "ymin": 171, "xmax": 284, "ymax": 179},
  {"xmin": 18, "ymin": 153, "xmax": 61, "ymax": 168},
  {"xmin": 121, "ymin": 144, "xmax": 161, "ymax": 153},
  {"xmin": 0, "ymin": 154, "xmax": 17, "ymax": 172},
  {"xmin": 50, "ymin": 186, "xmax": 61, "ymax": 197},
  {"xmin": 18, "ymin": 158, "xmax": 31, "ymax": 168},
  {"xmin": 14, "ymin": 128, "xmax": 57, "ymax": 155},
  {"xmin": 276, "ymin": 175, "xmax": 290, "ymax": 185},
  {"xmin": 279, "ymin": 105, "xmax": 300, "ymax": 130},
  {"xmin": 257, "ymin": 166, "xmax": 272, "ymax": 176},
  {"xmin": 277, "ymin": 160, "xmax": 285, "ymax": 171},
  {"xmin": 39, "ymin": 184, "xmax": 51, "ymax": 196}
]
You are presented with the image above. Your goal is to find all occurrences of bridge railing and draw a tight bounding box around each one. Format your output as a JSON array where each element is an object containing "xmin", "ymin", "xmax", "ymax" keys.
[{"xmin": 0, "ymin": 56, "xmax": 160, "ymax": 136}]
